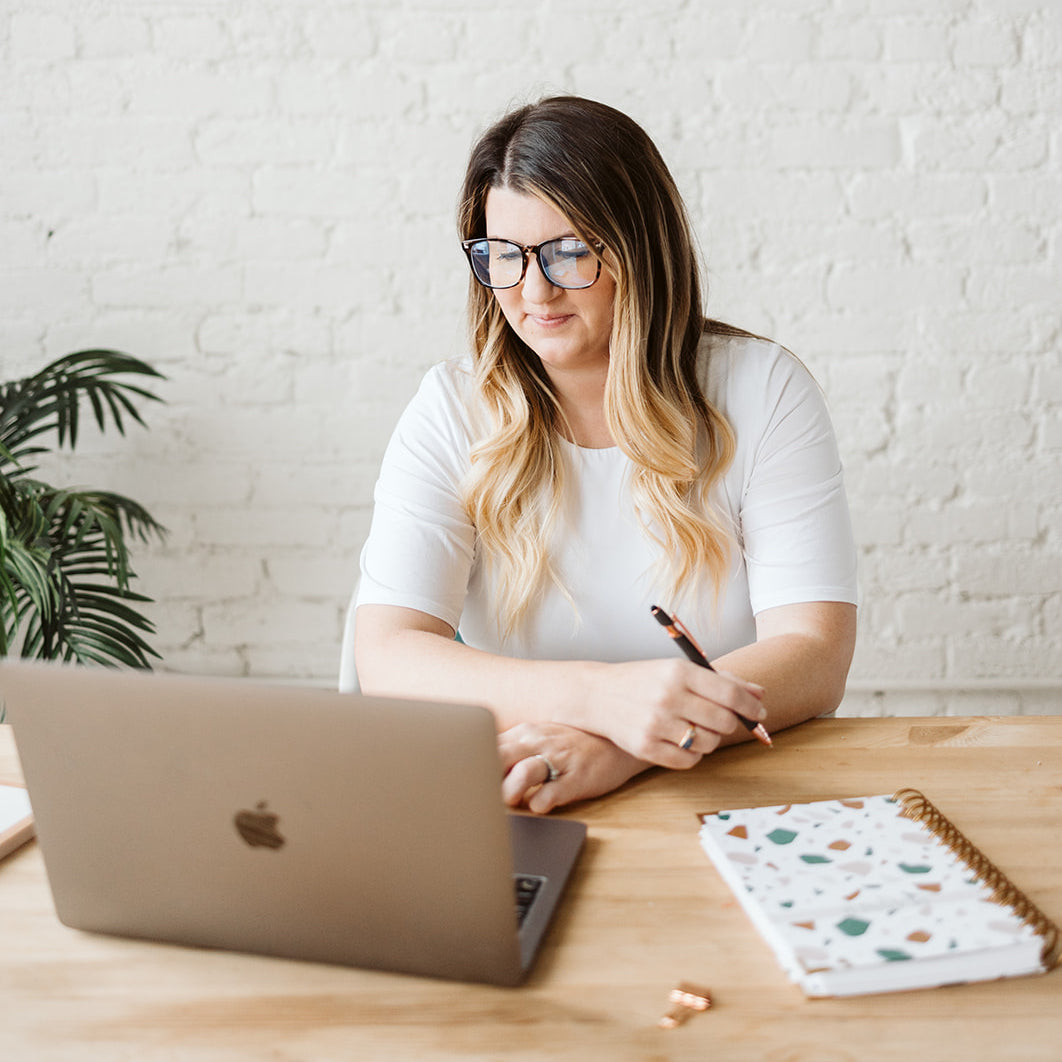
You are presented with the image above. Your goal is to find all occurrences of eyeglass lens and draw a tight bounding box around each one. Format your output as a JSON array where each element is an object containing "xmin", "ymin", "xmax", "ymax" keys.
[{"xmin": 465, "ymin": 238, "xmax": 600, "ymax": 290}]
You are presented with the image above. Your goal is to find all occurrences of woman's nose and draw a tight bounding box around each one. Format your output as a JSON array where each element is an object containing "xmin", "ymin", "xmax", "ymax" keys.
[{"xmin": 520, "ymin": 252, "xmax": 558, "ymax": 301}]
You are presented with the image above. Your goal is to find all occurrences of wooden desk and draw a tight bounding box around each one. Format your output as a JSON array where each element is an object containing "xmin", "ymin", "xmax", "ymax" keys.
[{"xmin": 2, "ymin": 716, "xmax": 1060, "ymax": 1061}]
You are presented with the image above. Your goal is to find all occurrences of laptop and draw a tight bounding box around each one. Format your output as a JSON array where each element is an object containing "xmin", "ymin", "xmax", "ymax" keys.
[{"xmin": 0, "ymin": 660, "xmax": 586, "ymax": 986}]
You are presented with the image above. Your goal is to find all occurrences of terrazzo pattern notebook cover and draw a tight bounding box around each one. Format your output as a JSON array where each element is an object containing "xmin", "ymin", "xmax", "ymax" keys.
[{"xmin": 697, "ymin": 789, "xmax": 1060, "ymax": 997}]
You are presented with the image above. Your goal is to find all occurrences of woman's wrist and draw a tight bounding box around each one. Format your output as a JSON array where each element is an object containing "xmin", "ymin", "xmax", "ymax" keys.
[{"xmin": 552, "ymin": 658, "xmax": 611, "ymax": 736}]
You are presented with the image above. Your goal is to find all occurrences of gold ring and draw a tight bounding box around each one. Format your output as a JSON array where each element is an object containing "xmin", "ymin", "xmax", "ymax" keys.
[{"xmin": 679, "ymin": 726, "xmax": 697, "ymax": 750}]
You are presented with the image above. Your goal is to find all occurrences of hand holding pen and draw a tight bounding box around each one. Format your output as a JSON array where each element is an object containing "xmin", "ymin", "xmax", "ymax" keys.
[{"xmin": 651, "ymin": 606, "xmax": 772, "ymax": 748}]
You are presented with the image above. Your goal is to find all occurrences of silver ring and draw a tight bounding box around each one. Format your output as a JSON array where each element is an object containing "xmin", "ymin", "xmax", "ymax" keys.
[
  {"xmin": 533, "ymin": 754, "xmax": 559, "ymax": 782},
  {"xmin": 679, "ymin": 725, "xmax": 697, "ymax": 751}
]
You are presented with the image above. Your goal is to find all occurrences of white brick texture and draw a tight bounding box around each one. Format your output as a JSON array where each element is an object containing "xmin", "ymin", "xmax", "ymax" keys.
[{"xmin": 2, "ymin": 1, "xmax": 1060, "ymax": 716}]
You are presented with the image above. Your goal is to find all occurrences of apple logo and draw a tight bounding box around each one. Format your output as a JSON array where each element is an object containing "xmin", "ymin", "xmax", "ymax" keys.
[{"xmin": 234, "ymin": 801, "xmax": 285, "ymax": 849}]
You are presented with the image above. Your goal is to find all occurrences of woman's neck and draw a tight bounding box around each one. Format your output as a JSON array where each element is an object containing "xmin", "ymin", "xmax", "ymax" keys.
[
  {"xmin": 558, "ymin": 408, "xmax": 614, "ymax": 449},
  {"xmin": 548, "ymin": 364, "xmax": 614, "ymax": 449}
]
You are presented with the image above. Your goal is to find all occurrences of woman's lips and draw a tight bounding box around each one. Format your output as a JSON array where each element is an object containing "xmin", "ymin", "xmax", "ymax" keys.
[{"xmin": 527, "ymin": 313, "xmax": 573, "ymax": 328}]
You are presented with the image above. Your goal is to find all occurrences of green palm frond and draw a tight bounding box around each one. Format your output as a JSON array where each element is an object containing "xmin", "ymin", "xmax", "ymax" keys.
[
  {"xmin": 0, "ymin": 350, "xmax": 164, "ymax": 469},
  {"xmin": 0, "ymin": 351, "xmax": 167, "ymax": 668}
]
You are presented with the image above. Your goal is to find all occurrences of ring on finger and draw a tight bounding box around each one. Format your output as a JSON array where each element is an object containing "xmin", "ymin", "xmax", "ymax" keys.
[
  {"xmin": 678, "ymin": 725, "xmax": 697, "ymax": 751},
  {"xmin": 532, "ymin": 753, "xmax": 560, "ymax": 782}
]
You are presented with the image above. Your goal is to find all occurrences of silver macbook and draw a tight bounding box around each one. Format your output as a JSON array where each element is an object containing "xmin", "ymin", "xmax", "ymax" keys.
[{"xmin": 0, "ymin": 661, "xmax": 585, "ymax": 986}]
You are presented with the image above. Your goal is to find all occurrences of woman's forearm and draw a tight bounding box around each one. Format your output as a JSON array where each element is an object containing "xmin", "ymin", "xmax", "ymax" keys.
[
  {"xmin": 354, "ymin": 601, "xmax": 852, "ymax": 764},
  {"xmin": 710, "ymin": 601, "xmax": 857, "ymax": 742},
  {"xmin": 354, "ymin": 602, "xmax": 768, "ymax": 766},
  {"xmin": 354, "ymin": 604, "xmax": 601, "ymax": 731}
]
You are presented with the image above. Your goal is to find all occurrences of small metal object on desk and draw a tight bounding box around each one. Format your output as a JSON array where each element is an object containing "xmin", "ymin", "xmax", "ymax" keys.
[{"xmin": 658, "ymin": 982, "xmax": 712, "ymax": 1028}]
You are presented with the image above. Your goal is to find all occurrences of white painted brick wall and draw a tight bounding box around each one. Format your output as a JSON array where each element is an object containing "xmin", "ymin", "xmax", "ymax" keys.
[{"xmin": 2, "ymin": 1, "xmax": 1060, "ymax": 718}]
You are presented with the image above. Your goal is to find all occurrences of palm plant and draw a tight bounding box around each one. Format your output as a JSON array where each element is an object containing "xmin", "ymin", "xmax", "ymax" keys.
[{"xmin": 0, "ymin": 350, "xmax": 167, "ymax": 668}]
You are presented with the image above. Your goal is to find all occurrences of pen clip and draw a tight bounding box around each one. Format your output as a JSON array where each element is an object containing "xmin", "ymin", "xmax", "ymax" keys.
[{"xmin": 671, "ymin": 613, "xmax": 706, "ymax": 660}]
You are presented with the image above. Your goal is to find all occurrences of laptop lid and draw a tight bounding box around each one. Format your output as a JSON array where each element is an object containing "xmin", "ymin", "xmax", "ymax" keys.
[{"xmin": 0, "ymin": 661, "xmax": 585, "ymax": 986}]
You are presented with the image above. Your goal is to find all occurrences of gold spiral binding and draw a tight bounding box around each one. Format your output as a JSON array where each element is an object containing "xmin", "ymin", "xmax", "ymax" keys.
[{"xmin": 893, "ymin": 788, "xmax": 1060, "ymax": 970}]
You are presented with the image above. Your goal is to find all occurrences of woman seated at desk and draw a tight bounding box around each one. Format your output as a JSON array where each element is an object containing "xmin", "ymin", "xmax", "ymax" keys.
[{"xmin": 353, "ymin": 96, "xmax": 858, "ymax": 812}]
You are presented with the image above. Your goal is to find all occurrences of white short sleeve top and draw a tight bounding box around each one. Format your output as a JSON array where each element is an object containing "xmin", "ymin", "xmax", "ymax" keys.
[{"xmin": 356, "ymin": 332, "xmax": 858, "ymax": 663}]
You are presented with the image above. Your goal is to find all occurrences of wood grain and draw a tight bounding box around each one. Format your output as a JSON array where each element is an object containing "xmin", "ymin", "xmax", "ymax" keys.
[{"xmin": 2, "ymin": 717, "xmax": 1060, "ymax": 1061}]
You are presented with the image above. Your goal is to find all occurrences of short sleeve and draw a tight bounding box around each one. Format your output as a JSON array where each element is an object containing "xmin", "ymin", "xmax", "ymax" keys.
[
  {"xmin": 355, "ymin": 361, "xmax": 478, "ymax": 631},
  {"xmin": 714, "ymin": 340, "xmax": 859, "ymax": 615}
]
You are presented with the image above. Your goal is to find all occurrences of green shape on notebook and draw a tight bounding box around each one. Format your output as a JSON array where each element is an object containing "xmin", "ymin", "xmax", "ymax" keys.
[
  {"xmin": 898, "ymin": 863, "xmax": 932, "ymax": 874},
  {"xmin": 766, "ymin": 828, "xmax": 798, "ymax": 845},
  {"xmin": 877, "ymin": 949, "xmax": 913, "ymax": 962},
  {"xmin": 800, "ymin": 854, "xmax": 832, "ymax": 864},
  {"xmin": 837, "ymin": 918, "xmax": 871, "ymax": 937}
]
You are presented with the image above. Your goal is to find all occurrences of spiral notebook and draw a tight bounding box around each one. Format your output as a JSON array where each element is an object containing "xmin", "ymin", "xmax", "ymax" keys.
[{"xmin": 698, "ymin": 789, "xmax": 1060, "ymax": 998}]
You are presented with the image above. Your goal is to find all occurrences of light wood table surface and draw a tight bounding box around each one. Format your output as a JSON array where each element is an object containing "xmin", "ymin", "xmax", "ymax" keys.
[{"xmin": 1, "ymin": 714, "xmax": 1060, "ymax": 1061}]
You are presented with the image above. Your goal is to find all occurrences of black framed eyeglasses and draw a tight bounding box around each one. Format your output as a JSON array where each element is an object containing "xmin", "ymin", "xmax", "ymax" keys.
[{"xmin": 460, "ymin": 237, "xmax": 604, "ymax": 290}]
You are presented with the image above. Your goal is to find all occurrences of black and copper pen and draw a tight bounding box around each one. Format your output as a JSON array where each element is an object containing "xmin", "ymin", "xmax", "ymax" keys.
[{"xmin": 650, "ymin": 605, "xmax": 772, "ymax": 747}]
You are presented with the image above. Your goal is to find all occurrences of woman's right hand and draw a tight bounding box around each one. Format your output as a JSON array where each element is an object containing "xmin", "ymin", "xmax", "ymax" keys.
[{"xmin": 577, "ymin": 657, "xmax": 766, "ymax": 768}]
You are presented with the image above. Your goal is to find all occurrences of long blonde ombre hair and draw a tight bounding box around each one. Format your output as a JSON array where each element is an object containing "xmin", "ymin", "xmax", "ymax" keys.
[{"xmin": 458, "ymin": 97, "xmax": 739, "ymax": 638}]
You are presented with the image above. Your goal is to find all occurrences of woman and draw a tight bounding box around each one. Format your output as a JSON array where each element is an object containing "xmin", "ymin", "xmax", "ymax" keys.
[{"xmin": 353, "ymin": 96, "xmax": 858, "ymax": 812}]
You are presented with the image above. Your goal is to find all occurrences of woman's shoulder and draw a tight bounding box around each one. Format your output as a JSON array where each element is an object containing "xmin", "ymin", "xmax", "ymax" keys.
[
  {"xmin": 389, "ymin": 356, "xmax": 480, "ymax": 453},
  {"xmin": 700, "ymin": 324, "xmax": 805, "ymax": 378},
  {"xmin": 401, "ymin": 355, "xmax": 478, "ymax": 420},
  {"xmin": 414, "ymin": 355, "xmax": 477, "ymax": 403},
  {"xmin": 700, "ymin": 325, "xmax": 821, "ymax": 411}
]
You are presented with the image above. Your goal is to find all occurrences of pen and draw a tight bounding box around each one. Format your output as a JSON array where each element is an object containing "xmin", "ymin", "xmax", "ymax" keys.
[{"xmin": 650, "ymin": 605, "xmax": 772, "ymax": 747}]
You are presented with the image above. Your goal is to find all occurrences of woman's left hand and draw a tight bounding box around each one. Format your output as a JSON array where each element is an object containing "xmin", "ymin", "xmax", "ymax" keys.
[{"xmin": 498, "ymin": 722, "xmax": 650, "ymax": 814}]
